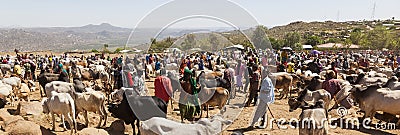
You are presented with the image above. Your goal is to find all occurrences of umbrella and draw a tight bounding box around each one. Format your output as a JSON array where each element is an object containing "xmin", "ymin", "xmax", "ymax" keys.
[{"xmin": 311, "ymin": 50, "xmax": 321, "ymax": 55}]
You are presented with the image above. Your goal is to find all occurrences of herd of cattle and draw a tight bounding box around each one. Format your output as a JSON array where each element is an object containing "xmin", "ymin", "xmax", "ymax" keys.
[{"xmin": 0, "ymin": 51, "xmax": 400, "ymax": 135}]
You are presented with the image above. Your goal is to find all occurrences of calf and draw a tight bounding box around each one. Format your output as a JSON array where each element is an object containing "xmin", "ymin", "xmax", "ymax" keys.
[
  {"xmin": 74, "ymin": 91, "xmax": 107, "ymax": 127},
  {"xmin": 140, "ymin": 115, "xmax": 232, "ymax": 135},
  {"xmin": 42, "ymin": 91, "xmax": 77, "ymax": 134},
  {"xmin": 271, "ymin": 72, "xmax": 294, "ymax": 99},
  {"xmin": 108, "ymin": 90, "xmax": 167, "ymax": 135},
  {"xmin": 38, "ymin": 73, "xmax": 59, "ymax": 97},
  {"xmin": 16, "ymin": 83, "xmax": 30, "ymax": 102},
  {"xmin": 293, "ymin": 89, "xmax": 331, "ymax": 111}
]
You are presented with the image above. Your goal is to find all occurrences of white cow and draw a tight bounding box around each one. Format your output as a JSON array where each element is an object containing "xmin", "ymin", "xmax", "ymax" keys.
[
  {"xmin": 42, "ymin": 91, "xmax": 77, "ymax": 134},
  {"xmin": 74, "ymin": 91, "xmax": 107, "ymax": 127},
  {"xmin": 45, "ymin": 81, "xmax": 75, "ymax": 98},
  {"xmin": 140, "ymin": 115, "xmax": 232, "ymax": 135},
  {"xmin": 299, "ymin": 108, "xmax": 328, "ymax": 135}
]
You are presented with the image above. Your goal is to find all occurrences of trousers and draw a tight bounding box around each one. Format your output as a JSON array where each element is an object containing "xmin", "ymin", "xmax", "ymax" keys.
[{"xmin": 250, "ymin": 100, "xmax": 268, "ymax": 126}]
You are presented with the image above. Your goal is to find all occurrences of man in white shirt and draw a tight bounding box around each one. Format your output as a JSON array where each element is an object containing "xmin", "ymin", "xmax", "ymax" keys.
[{"xmin": 249, "ymin": 69, "xmax": 275, "ymax": 129}]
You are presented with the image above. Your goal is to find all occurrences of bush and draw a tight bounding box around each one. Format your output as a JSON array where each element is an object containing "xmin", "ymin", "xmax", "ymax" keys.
[
  {"xmin": 91, "ymin": 49, "xmax": 99, "ymax": 53},
  {"xmin": 114, "ymin": 48, "xmax": 123, "ymax": 53}
]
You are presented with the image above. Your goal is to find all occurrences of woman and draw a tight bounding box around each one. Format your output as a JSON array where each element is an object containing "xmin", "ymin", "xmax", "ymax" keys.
[{"xmin": 235, "ymin": 59, "xmax": 245, "ymax": 92}]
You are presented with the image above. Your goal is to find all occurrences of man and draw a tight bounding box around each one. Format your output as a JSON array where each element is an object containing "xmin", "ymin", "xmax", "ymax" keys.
[
  {"xmin": 14, "ymin": 61, "xmax": 22, "ymax": 78},
  {"xmin": 245, "ymin": 64, "xmax": 260, "ymax": 107},
  {"xmin": 154, "ymin": 69, "xmax": 173, "ymax": 104},
  {"xmin": 322, "ymin": 71, "xmax": 341, "ymax": 100},
  {"xmin": 249, "ymin": 69, "xmax": 275, "ymax": 129},
  {"xmin": 70, "ymin": 62, "xmax": 82, "ymax": 81}
]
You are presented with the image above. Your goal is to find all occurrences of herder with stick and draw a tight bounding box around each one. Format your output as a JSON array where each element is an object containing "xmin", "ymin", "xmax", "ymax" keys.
[{"xmin": 249, "ymin": 68, "xmax": 275, "ymax": 129}]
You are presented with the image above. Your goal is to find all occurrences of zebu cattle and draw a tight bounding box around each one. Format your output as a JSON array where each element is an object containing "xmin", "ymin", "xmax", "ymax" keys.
[
  {"xmin": 108, "ymin": 90, "xmax": 167, "ymax": 135},
  {"xmin": 382, "ymin": 76, "xmax": 400, "ymax": 90},
  {"xmin": 17, "ymin": 83, "xmax": 31, "ymax": 102},
  {"xmin": 355, "ymin": 73, "xmax": 388, "ymax": 86},
  {"xmin": 198, "ymin": 78, "xmax": 229, "ymax": 118},
  {"xmin": 38, "ymin": 73, "xmax": 59, "ymax": 97},
  {"xmin": 74, "ymin": 91, "xmax": 107, "ymax": 127},
  {"xmin": 351, "ymin": 85, "xmax": 400, "ymax": 125},
  {"xmin": 42, "ymin": 91, "xmax": 77, "ymax": 134},
  {"xmin": 45, "ymin": 81, "xmax": 75, "ymax": 98},
  {"xmin": 291, "ymin": 89, "xmax": 331, "ymax": 111},
  {"xmin": 302, "ymin": 76, "xmax": 324, "ymax": 91},
  {"xmin": 0, "ymin": 64, "xmax": 11, "ymax": 75},
  {"xmin": 270, "ymin": 72, "xmax": 298, "ymax": 99},
  {"xmin": 298, "ymin": 101, "xmax": 328, "ymax": 135},
  {"xmin": 140, "ymin": 115, "xmax": 232, "ymax": 135},
  {"xmin": 2, "ymin": 77, "xmax": 21, "ymax": 106}
]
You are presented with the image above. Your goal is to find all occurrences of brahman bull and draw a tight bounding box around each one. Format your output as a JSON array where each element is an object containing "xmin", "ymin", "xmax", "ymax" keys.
[
  {"xmin": 74, "ymin": 91, "xmax": 107, "ymax": 128},
  {"xmin": 42, "ymin": 91, "xmax": 77, "ymax": 134},
  {"xmin": 140, "ymin": 115, "xmax": 232, "ymax": 135}
]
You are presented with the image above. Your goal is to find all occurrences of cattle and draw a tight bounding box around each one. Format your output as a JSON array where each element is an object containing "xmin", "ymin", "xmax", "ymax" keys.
[
  {"xmin": 198, "ymin": 78, "xmax": 229, "ymax": 118},
  {"xmin": 110, "ymin": 88, "xmax": 125, "ymax": 103},
  {"xmin": 298, "ymin": 100, "xmax": 329, "ymax": 135},
  {"xmin": 45, "ymin": 81, "xmax": 75, "ymax": 98},
  {"xmin": 295, "ymin": 89, "xmax": 331, "ymax": 111},
  {"xmin": 351, "ymin": 85, "xmax": 400, "ymax": 125},
  {"xmin": 382, "ymin": 76, "xmax": 400, "ymax": 90},
  {"xmin": 1, "ymin": 77, "xmax": 22, "ymax": 106},
  {"xmin": 108, "ymin": 90, "xmax": 167, "ymax": 135},
  {"xmin": 38, "ymin": 73, "xmax": 59, "ymax": 97},
  {"xmin": 354, "ymin": 73, "xmax": 388, "ymax": 86},
  {"xmin": 16, "ymin": 83, "xmax": 31, "ymax": 102},
  {"xmin": 0, "ymin": 95, "xmax": 7, "ymax": 109},
  {"xmin": 73, "ymin": 79, "xmax": 86, "ymax": 93},
  {"xmin": 302, "ymin": 76, "xmax": 324, "ymax": 91},
  {"xmin": 165, "ymin": 63, "xmax": 178, "ymax": 70},
  {"xmin": 0, "ymin": 64, "xmax": 11, "ymax": 75},
  {"xmin": 74, "ymin": 91, "xmax": 107, "ymax": 127},
  {"xmin": 270, "ymin": 72, "xmax": 295, "ymax": 99},
  {"xmin": 42, "ymin": 91, "xmax": 77, "ymax": 134},
  {"xmin": 0, "ymin": 83, "xmax": 13, "ymax": 102},
  {"xmin": 139, "ymin": 115, "xmax": 232, "ymax": 135}
]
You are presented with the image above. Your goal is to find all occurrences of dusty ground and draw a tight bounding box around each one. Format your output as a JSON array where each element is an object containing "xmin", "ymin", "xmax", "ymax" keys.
[{"xmin": 2, "ymin": 74, "xmax": 400, "ymax": 135}]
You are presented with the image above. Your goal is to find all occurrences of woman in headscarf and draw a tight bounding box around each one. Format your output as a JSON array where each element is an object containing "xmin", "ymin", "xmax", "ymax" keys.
[
  {"xmin": 58, "ymin": 63, "xmax": 70, "ymax": 82},
  {"xmin": 178, "ymin": 68, "xmax": 200, "ymax": 122}
]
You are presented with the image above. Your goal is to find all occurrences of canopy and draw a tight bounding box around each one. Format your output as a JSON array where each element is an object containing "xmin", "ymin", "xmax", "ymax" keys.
[
  {"xmin": 317, "ymin": 43, "xmax": 360, "ymax": 49},
  {"xmin": 281, "ymin": 47, "xmax": 292, "ymax": 51},
  {"xmin": 223, "ymin": 45, "xmax": 244, "ymax": 50},
  {"xmin": 302, "ymin": 45, "xmax": 313, "ymax": 49}
]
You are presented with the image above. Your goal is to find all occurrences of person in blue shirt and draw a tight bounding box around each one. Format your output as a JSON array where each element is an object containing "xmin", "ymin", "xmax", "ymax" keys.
[
  {"xmin": 249, "ymin": 68, "xmax": 275, "ymax": 129},
  {"xmin": 155, "ymin": 59, "xmax": 161, "ymax": 71}
]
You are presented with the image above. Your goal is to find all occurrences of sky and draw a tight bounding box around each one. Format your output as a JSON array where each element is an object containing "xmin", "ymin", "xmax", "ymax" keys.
[{"xmin": 0, "ymin": 0, "xmax": 399, "ymax": 28}]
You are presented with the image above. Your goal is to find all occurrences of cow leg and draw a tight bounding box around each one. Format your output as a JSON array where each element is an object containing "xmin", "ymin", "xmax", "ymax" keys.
[
  {"xmin": 101, "ymin": 104, "xmax": 108, "ymax": 127},
  {"xmin": 52, "ymin": 113, "xmax": 56, "ymax": 131},
  {"xmin": 64, "ymin": 113, "xmax": 74, "ymax": 135},
  {"xmin": 136, "ymin": 120, "xmax": 141, "ymax": 135},
  {"xmin": 131, "ymin": 122, "xmax": 136, "ymax": 135},
  {"xmin": 62, "ymin": 114, "xmax": 67, "ymax": 131},
  {"xmin": 84, "ymin": 111, "xmax": 89, "ymax": 127},
  {"xmin": 206, "ymin": 105, "xmax": 209, "ymax": 118}
]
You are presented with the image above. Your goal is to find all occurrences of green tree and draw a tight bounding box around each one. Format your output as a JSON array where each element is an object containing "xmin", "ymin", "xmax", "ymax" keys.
[
  {"xmin": 305, "ymin": 35, "xmax": 322, "ymax": 46},
  {"xmin": 251, "ymin": 26, "xmax": 269, "ymax": 49},
  {"xmin": 114, "ymin": 48, "xmax": 123, "ymax": 53},
  {"xmin": 284, "ymin": 32, "xmax": 301, "ymax": 48},
  {"xmin": 103, "ymin": 44, "xmax": 109, "ymax": 53},
  {"xmin": 269, "ymin": 37, "xmax": 284, "ymax": 49}
]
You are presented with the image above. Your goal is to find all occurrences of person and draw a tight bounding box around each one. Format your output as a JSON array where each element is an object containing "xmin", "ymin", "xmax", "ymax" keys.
[
  {"xmin": 198, "ymin": 59, "xmax": 204, "ymax": 70},
  {"xmin": 154, "ymin": 69, "xmax": 173, "ymax": 104},
  {"xmin": 342, "ymin": 57, "xmax": 349, "ymax": 69},
  {"xmin": 245, "ymin": 64, "xmax": 260, "ymax": 107},
  {"xmin": 155, "ymin": 59, "xmax": 161, "ymax": 71},
  {"xmin": 249, "ymin": 69, "xmax": 275, "ymax": 129},
  {"xmin": 70, "ymin": 62, "xmax": 82, "ymax": 81},
  {"xmin": 179, "ymin": 68, "xmax": 200, "ymax": 121},
  {"xmin": 223, "ymin": 64, "xmax": 234, "ymax": 95},
  {"xmin": 23, "ymin": 61, "xmax": 32, "ymax": 80},
  {"xmin": 57, "ymin": 64, "xmax": 70, "ymax": 82},
  {"xmin": 322, "ymin": 71, "xmax": 341, "ymax": 102},
  {"xmin": 235, "ymin": 59, "xmax": 246, "ymax": 92},
  {"xmin": 286, "ymin": 60, "xmax": 295, "ymax": 73},
  {"xmin": 14, "ymin": 61, "xmax": 22, "ymax": 78},
  {"xmin": 135, "ymin": 70, "xmax": 147, "ymax": 96}
]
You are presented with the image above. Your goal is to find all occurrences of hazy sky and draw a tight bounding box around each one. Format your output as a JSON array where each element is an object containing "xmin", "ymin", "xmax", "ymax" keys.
[{"xmin": 1, "ymin": 0, "xmax": 399, "ymax": 28}]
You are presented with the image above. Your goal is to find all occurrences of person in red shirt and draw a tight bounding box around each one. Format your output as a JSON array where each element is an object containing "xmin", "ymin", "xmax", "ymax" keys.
[
  {"xmin": 154, "ymin": 69, "xmax": 173, "ymax": 104},
  {"xmin": 322, "ymin": 71, "xmax": 341, "ymax": 98}
]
